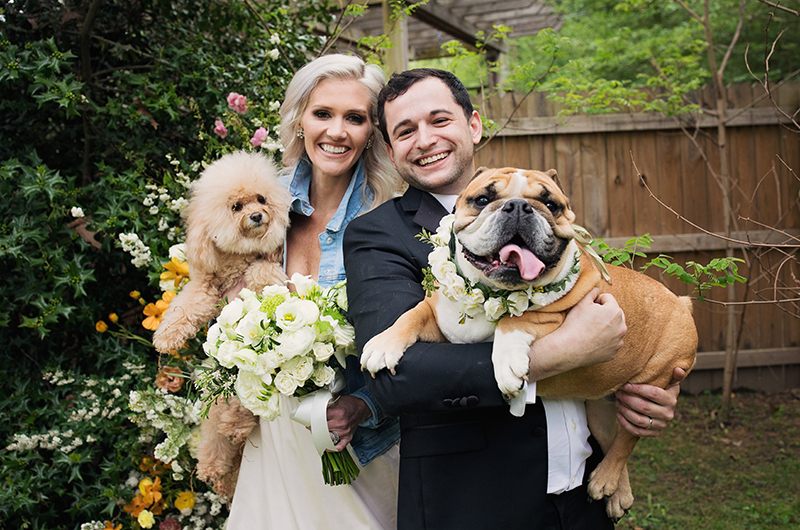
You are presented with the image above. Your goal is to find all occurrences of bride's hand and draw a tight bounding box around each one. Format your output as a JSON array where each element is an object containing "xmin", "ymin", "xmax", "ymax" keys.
[{"xmin": 325, "ymin": 395, "xmax": 372, "ymax": 451}]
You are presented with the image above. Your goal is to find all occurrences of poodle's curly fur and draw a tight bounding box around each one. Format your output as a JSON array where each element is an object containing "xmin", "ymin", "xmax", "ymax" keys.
[{"xmin": 152, "ymin": 151, "xmax": 290, "ymax": 497}]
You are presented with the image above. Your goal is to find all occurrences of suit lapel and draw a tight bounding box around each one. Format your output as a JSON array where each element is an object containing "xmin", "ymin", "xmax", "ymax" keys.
[{"xmin": 400, "ymin": 186, "xmax": 449, "ymax": 232}]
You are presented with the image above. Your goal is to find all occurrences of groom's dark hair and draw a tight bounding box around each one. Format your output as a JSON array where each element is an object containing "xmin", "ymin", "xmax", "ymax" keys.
[{"xmin": 377, "ymin": 68, "xmax": 474, "ymax": 146}]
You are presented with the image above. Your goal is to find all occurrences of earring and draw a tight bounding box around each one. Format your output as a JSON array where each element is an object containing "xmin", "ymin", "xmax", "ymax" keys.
[
  {"xmin": 365, "ymin": 136, "xmax": 373, "ymax": 149},
  {"xmin": 296, "ymin": 128, "xmax": 305, "ymax": 139}
]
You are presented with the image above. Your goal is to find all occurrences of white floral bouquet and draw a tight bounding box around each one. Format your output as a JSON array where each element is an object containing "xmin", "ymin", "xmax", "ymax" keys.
[{"xmin": 195, "ymin": 274, "xmax": 360, "ymax": 485}]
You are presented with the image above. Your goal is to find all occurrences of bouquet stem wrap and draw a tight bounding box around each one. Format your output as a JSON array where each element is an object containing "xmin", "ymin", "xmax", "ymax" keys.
[{"xmin": 291, "ymin": 374, "xmax": 361, "ymax": 485}]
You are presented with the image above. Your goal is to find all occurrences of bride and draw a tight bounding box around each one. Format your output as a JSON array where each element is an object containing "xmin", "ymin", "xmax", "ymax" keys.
[{"xmin": 225, "ymin": 54, "xmax": 401, "ymax": 529}]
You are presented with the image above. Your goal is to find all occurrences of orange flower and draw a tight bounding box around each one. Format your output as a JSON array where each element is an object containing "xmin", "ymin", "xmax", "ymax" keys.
[
  {"xmin": 103, "ymin": 522, "xmax": 122, "ymax": 530},
  {"xmin": 155, "ymin": 365, "xmax": 184, "ymax": 393},
  {"xmin": 160, "ymin": 257, "xmax": 190, "ymax": 288},
  {"xmin": 142, "ymin": 291, "xmax": 175, "ymax": 331},
  {"xmin": 139, "ymin": 456, "xmax": 167, "ymax": 475},
  {"xmin": 123, "ymin": 494, "xmax": 147, "ymax": 517},
  {"xmin": 95, "ymin": 320, "xmax": 108, "ymax": 332},
  {"xmin": 139, "ymin": 477, "xmax": 163, "ymax": 506},
  {"xmin": 108, "ymin": 313, "xmax": 119, "ymax": 323},
  {"xmin": 130, "ymin": 290, "xmax": 141, "ymax": 299}
]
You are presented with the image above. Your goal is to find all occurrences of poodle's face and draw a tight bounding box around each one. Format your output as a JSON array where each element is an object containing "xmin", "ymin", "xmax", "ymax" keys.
[{"xmin": 187, "ymin": 152, "xmax": 290, "ymax": 258}]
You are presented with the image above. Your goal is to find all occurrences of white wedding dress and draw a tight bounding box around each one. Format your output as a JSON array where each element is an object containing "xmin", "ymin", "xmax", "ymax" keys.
[{"xmin": 226, "ymin": 413, "xmax": 400, "ymax": 530}]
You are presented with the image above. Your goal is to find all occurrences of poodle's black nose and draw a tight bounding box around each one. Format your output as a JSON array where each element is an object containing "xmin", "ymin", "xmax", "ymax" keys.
[{"xmin": 250, "ymin": 212, "xmax": 263, "ymax": 224}]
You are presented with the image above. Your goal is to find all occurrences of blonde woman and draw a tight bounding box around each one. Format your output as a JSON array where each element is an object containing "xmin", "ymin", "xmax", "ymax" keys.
[{"xmin": 226, "ymin": 54, "xmax": 400, "ymax": 529}]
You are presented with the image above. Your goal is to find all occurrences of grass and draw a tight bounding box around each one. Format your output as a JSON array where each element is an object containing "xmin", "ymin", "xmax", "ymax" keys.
[{"xmin": 621, "ymin": 389, "xmax": 800, "ymax": 530}]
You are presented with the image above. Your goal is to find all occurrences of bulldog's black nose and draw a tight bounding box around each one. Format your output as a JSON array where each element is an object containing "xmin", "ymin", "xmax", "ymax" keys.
[
  {"xmin": 502, "ymin": 199, "xmax": 533, "ymax": 215},
  {"xmin": 250, "ymin": 212, "xmax": 263, "ymax": 223}
]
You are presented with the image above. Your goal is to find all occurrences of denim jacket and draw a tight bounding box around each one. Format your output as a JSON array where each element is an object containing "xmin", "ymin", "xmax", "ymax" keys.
[{"xmin": 282, "ymin": 156, "xmax": 400, "ymax": 466}]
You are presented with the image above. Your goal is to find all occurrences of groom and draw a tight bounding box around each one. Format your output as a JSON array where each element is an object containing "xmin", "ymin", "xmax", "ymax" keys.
[{"xmin": 343, "ymin": 68, "xmax": 683, "ymax": 529}]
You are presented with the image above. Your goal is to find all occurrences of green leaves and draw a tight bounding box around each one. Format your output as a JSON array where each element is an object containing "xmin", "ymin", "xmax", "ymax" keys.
[{"xmin": 645, "ymin": 255, "xmax": 747, "ymax": 301}]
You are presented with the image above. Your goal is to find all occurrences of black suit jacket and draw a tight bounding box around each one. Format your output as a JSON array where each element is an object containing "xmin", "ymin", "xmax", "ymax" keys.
[{"xmin": 344, "ymin": 186, "xmax": 555, "ymax": 529}]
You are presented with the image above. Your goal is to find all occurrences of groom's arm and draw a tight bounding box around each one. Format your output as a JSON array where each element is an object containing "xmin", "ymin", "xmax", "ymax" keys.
[{"xmin": 344, "ymin": 208, "xmax": 508, "ymax": 417}]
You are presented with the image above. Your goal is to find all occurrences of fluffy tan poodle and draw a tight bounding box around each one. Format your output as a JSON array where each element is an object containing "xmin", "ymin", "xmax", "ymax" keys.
[
  {"xmin": 153, "ymin": 150, "xmax": 290, "ymax": 353},
  {"xmin": 152, "ymin": 151, "xmax": 290, "ymax": 496}
]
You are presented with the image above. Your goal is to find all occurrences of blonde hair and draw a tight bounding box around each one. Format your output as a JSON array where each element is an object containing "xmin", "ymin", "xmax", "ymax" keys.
[{"xmin": 280, "ymin": 54, "xmax": 398, "ymax": 209}]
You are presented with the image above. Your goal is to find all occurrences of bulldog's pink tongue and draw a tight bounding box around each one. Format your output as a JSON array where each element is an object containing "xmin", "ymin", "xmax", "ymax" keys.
[{"xmin": 499, "ymin": 244, "xmax": 545, "ymax": 280}]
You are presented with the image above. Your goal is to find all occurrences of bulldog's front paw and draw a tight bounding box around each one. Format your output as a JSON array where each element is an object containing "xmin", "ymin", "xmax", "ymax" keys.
[
  {"xmin": 361, "ymin": 334, "xmax": 406, "ymax": 376},
  {"xmin": 492, "ymin": 329, "xmax": 533, "ymax": 398},
  {"xmin": 587, "ymin": 459, "xmax": 622, "ymax": 504},
  {"xmin": 152, "ymin": 317, "xmax": 195, "ymax": 354},
  {"xmin": 603, "ymin": 465, "xmax": 634, "ymax": 521}
]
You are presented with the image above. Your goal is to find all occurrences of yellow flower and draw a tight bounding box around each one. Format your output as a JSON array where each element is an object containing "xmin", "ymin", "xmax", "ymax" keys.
[
  {"xmin": 141, "ymin": 291, "xmax": 176, "ymax": 331},
  {"xmin": 95, "ymin": 320, "xmax": 108, "ymax": 332},
  {"xmin": 108, "ymin": 313, "xmax": 119, "ymax": 323},
  {"xmin": 174, "ymin": 490, "xmax": 195, "ymax": 511},
  {"xmin": 160, "ymin": 257, "xmax": 190, "ymax": 288},
  {"xmin": 129, "ymin": 290, "xmax": 141, "ymax": 299},
  {"xmin": 137, "ymin": 509, "xmax": 155, "ymax": 529}
]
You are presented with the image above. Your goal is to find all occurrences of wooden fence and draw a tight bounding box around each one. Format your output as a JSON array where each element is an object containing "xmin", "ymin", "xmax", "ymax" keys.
[{"xmin": 472, "ymin": 81, "xmax": 800, "ymax": 393}]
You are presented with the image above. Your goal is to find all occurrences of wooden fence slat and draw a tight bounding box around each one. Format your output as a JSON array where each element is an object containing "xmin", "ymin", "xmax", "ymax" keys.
[
  {"xmin": 630, "ymin": 132, "xmax": 662, "ymax": 236},
  {"xmin": 655, "ymin": 131, "xmax": 686, "ymax": 235},
  {"xmin": 605, "ymin": 132, "xmax": 635, "ymax": 238},
  {"xmin": 579, "ymin": 133, "xmax": 608, "ymax": 237}
]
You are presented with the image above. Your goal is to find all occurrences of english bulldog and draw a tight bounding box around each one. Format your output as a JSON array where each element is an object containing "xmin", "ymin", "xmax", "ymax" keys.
[{"xmin": 361, "ymin": 166, "xmax": 698, "ymax": 520}]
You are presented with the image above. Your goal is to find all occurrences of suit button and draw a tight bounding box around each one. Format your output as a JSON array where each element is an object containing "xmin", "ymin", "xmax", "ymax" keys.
[
  {"xmin": 443, "ymin": 399, "xmax": 454, "ymax": 407},
  {"xmin": 459, "ymin": 397, "xmax": 469, "ymax": 407},
  {"xmin": 466, "ymin": 396, "xmax": 479, "ymax": 406},
  {"xmin": 531, "ymin": 427, "xmax": 546, "ymax": 437}
]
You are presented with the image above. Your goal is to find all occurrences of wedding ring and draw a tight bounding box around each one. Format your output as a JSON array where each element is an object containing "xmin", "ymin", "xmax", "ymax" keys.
[
  {"xmin": 330, "ymin": 430, "xmax": 340, "ymax": 445},
  {"xmin": 645, "ymin": 417, "xmax": 653, "ymax": 430}
]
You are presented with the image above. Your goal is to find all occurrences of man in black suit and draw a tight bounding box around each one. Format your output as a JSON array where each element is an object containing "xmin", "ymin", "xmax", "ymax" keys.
[{"xmin": 343, "ymin": 69, "xmax": 683, "ymax": 529}]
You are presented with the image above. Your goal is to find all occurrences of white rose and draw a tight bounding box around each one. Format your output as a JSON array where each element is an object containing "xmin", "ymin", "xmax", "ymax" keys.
[
  {"xmin": 281, "ymin": 355, "xmax": 314, "ymax": 384},
  {"xmin": 484, "ymin": 297, "xmax": 505, "ymax": 321},
  {"xmin": 203, "ymin": 323, "xmax": 223, "ymax": 357},
  {"xmin": 333, "ymin": 320, "xmax": 355, "ymax": 349},
  {"xmin": 507, "ymin": 291, "xmax": 530, "ymax": 317},
  {"xmin": 461, "ymin": 289, "xmax": 486, "ymax": 318},
  {"xmin": 168, "ymin": 243, "xmax": 187, "ymax": 261},
  {"xmin": 239, "ymin": 288, "xmax": 262, "ymax": 313},
  {"xmin": 71, "ymin": 206, "xmax": 84, "ymax": 218},
  {"xmin": 288, "ymin": 273, "xmax": 318, "ymax": 298},
  {"xmin": 432, "ymin": 214, "xmax": 455, "ymax": 246},
  {"xmin": 275, "ymin": 298, "xmax": 320, "ymax": 331},
  {"xmin": 273, "ymin": 371, "xmax": 298, "ymax": 396},
  {"xmin": 276, "ymin": 326, "xmax": 316, "ymax": 359},
  {"xmin": 217, "ymin": 298, "xmax": 245, "ymax": 327},
  {"xmin": 312, "ymin": 342, "xmax": 334, "ymax": 362},
  {"xmin": 312, "ymin": 364, "xmax": 335, "ymax": 387}
]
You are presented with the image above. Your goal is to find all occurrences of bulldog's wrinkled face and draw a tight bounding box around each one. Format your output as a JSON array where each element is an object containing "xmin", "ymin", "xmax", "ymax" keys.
[{"xmin": 453, "ymin": 167, "xmax": 577, "ymax": 290}]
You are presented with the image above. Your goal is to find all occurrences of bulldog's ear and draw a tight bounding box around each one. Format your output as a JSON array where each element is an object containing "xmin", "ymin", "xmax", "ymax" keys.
[
  {"xmin": 544, "ymin": 169, "xmax": 566, "ymax": 193},
  {"xmin": 471, "ymin": 167, "xmax": 489, "ymax": 181}
]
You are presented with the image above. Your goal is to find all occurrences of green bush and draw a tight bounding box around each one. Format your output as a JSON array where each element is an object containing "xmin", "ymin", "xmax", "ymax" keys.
[{"xmin": 0, "ymin": 1, "xmax": 336, "ymax": 528}]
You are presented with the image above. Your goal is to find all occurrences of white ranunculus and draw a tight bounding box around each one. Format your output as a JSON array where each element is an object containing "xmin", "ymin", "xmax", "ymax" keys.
[
  {"xmin": 215, "ymin": 340, "xmax": 247, "ymax": 369},
  {"xmin": 217, "ymin": 298, "xmax": 245, "ymax": 328},
  {"xmin": 273, "ymin": 371, "xmax": 298, "ymax": 396},
  {"xmin": 312, "ymin": 342, "xmax": 334, "ymax": 362},
  {"xmin": 236, "ymin": 372, "xmax": 280, "ymax": 420},
  {"xmin": 232, "ymin": 347, "xmax": 259, "ymax": 372},
  {"xmin": 261, "ymin": 284, "xmax": 291, "ymax": 299},
  {"xmin": 507, "ymin": 291, "xmax": 530, "ymax": 317},
  {"xmin": 288, "ymin": 273, "xmax": 317, "ymax": 298},
  {"xmin": 313, "ymin": 364, "xmax": 335, "ymax": 387},
  {"xmin": 168, "ymin": 243, "xmax": 187, "ymax": 261},
  {"xmin": 275, "ymin": 298, "xmax": 320, "ymax": 331},
  {"xmin": 276, "ymin": 326, "xmax": 316, "ymax": 359},
  {"xmin": 484, "ymin": 297, "xmax": 505, "ymax": 321},
  {"xmin": 256, "ymin": 349, "xmax": 280, "ymax": 374},
  {"xmin": 281, "ymin": 355, "xmax": 314, "ymax": 385}
]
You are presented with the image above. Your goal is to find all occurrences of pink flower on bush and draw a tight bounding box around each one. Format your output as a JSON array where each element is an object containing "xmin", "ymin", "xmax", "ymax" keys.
[
  {"xmin": 250, "ymin": 126, "xmax": 269, "ymax": 147},
  {"xmin": 159, "ymin": 518, "xmax": 181, "ymax": 530},
  {"xmin": 227, "ymin": 92, "xmax": 248, "ymax": 114},
  {"xmin": 213, "ymin": 120, "xmax": 228, "ymax": 138}
]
